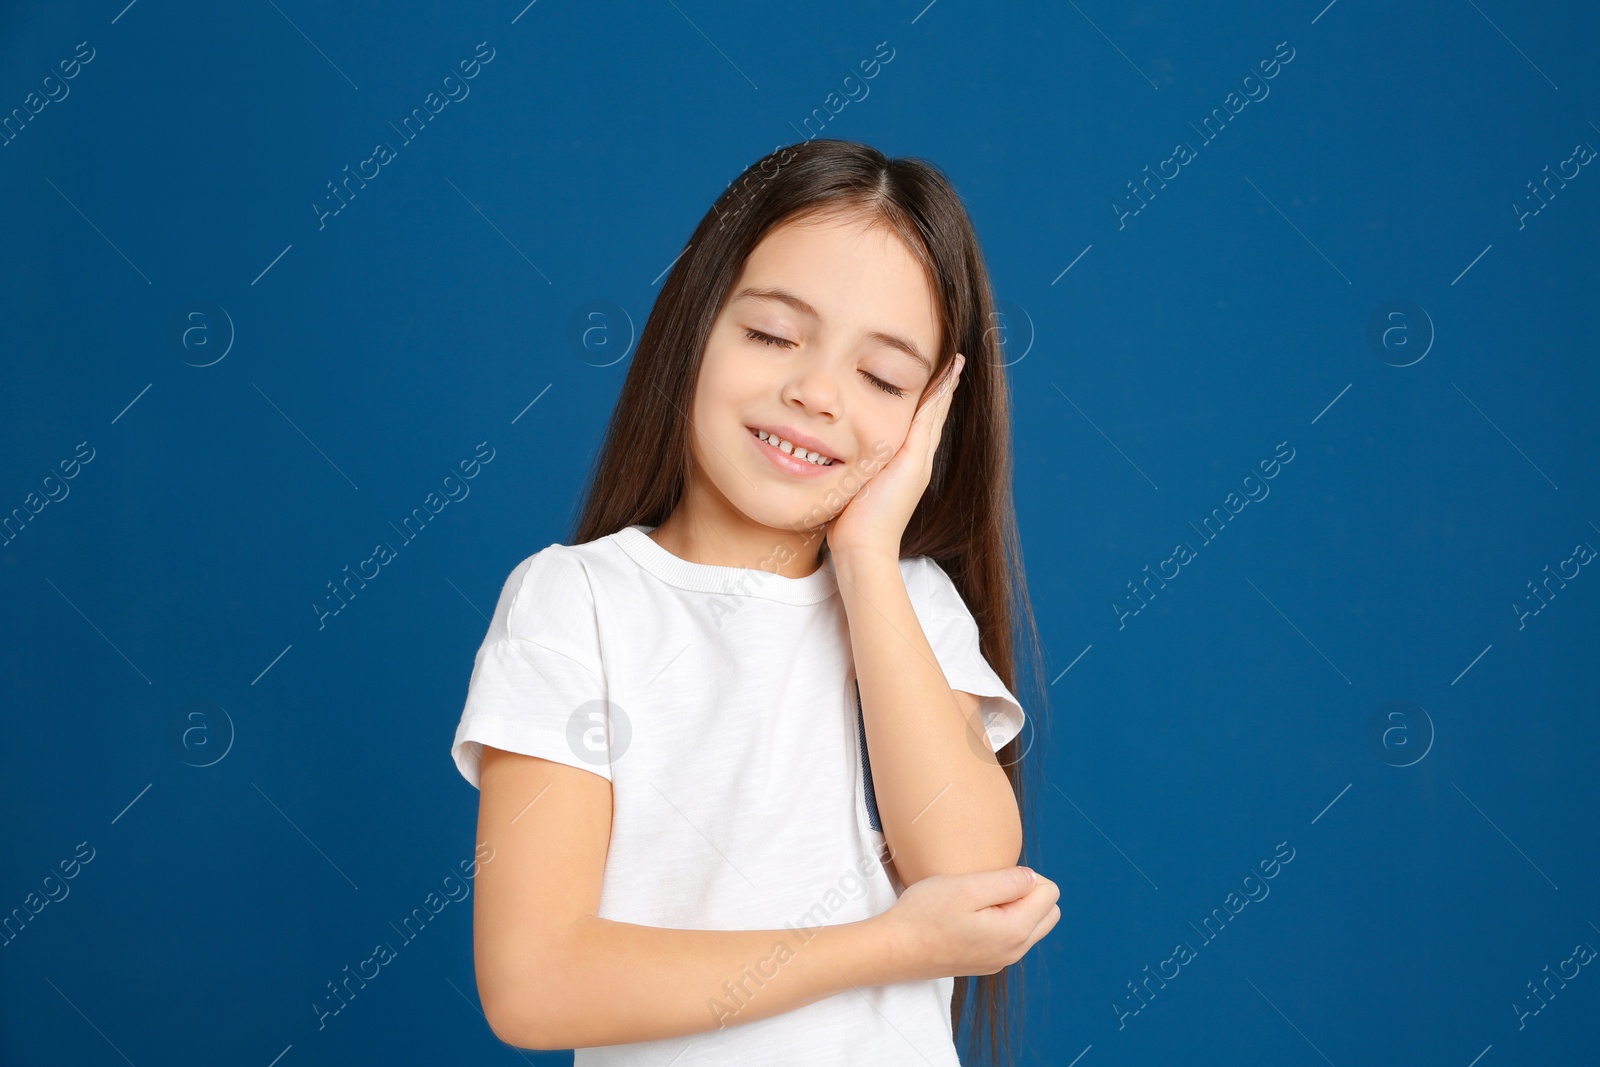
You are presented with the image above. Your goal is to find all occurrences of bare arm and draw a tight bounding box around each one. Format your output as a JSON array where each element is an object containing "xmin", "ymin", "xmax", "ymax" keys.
[
  {"xmin": 834, "ymin": 554, "xmax": 1024, "ymax": 887},
  {"xmin": 523, "ymin": 911, "xmax": 904, "ymax": 1049},
  {"xmin": 474, "ymin": 745, "xmax": 910, "ymax": 1051}
]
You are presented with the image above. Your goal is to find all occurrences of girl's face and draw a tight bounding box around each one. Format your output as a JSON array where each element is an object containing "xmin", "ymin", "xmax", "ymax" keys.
[{"xmin": 686, "ymin": 211, "xmax": 944, "ymax": 538}]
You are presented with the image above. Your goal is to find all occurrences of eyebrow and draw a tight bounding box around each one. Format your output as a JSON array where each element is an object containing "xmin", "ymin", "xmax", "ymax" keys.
[{"xmin": 730, "ymin": 286, "xmax": 933, "ymax": 374}]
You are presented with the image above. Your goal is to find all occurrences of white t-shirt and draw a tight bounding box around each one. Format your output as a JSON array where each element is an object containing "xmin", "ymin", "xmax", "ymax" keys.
[{"xmin": 451, "ymin": 523, "xmax": 1026, "ymax": 1066}]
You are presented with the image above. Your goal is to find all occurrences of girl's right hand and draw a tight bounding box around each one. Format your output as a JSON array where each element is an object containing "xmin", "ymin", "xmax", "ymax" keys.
[{"xmin": 879, "ymin": 866, "xmax": 1060, "ymax": 981}]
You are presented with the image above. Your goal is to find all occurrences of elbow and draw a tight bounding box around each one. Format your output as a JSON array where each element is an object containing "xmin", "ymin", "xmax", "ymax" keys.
[
  {"xmin": 974, "ymin": 805, "xmax": 1024, "ymax": 874},
  {"xmin": 482, "ymin": 984, "xmax": 548, "ymax": 1051},
  {"xmin": 1004, "ymin": 814, "xmax": 1025, "ymax": 870},
  {"xmin": 896, "ymin": 812, "xmax": 1024, "ymax": 886},
  {"xmin": 893, "ymin": 840, "xmax": 1024, "ymax": 887},
  {"xmin": 479, "ymin": 916, "xmax": 601, "ymax": 1051},
  {"xmin": 486, "ymin": 984, "xmax": 581, "ymax": 1052},
  {"xmin": 988, "ymin": 827, "xmax": 1027, "ymax": 878},
  {"xmin": 478, "ymin": 943, "xmax": 574, "ymax": 1051},
  {"xmin": 999, "ymin": 791, "xmax": 1024, "ymax": 869}
]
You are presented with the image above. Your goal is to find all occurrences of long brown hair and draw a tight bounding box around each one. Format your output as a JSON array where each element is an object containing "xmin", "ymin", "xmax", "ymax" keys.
[{"xmin": 570, "ymin": 138, "xmax": 1047, "ymax": 1067}]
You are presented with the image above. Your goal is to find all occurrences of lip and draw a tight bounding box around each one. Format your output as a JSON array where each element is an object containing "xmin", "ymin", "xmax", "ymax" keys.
[
  {"xmin": 747, "ymin": 425, "xmax": 839, "ymax": 477},
  {"xmin": 746, "ymin": 423, "xmax": 843, "ymax": 463}
]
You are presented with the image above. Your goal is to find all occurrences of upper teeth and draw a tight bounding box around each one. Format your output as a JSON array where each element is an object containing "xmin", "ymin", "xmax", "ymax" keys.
[{"xmin": 756, "ymin": 429, "xmax": 833, "ymax": 466}]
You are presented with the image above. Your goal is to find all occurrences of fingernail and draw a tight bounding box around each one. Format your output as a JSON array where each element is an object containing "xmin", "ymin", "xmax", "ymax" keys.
[{"xmin": 1023, "ymin": 866, "xmax": 1037, "ymax": 883}]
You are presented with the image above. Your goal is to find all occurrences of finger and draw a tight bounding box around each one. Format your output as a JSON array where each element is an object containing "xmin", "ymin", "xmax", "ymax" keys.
[
  {"xmin": 945, "ymin": 353, "xmax": 965, "ymax": 388},
  {"xmin": 994, "ymin": 882, "xmax": 1055, "ymax": 923},
  {"xmin": 972, "ymin": 866, "xmax": 1041, "ymax": 907},
  {"xmin": 924, "ymin": 355, "xmax": 964, "ymax": 447},
  {"xmin": 935, "ymin": 355, "xmax": 963, "ymax": 411},
  {"xmin": 904, "ymin": 384, "xmax": 946, "ymax": 451},
  {"xmin": 934, "ymin": 356, "xmax": 962, "ymax": 403},
  {"xmin": 898, "ymin": 356, "xmax": 965, "ymax": 469},
  {"xmin": 1025, "ymin": 903, "xmax": 1062, "ymax": 948},
  {"xmin": 914, "ymin": 373, "xmax": 953, "ymax": 424},
  {"xmin": 911, "ymin": 362, "xmax": 958, "ymax": 436},
  {"xmin": 921, "ymin": 354, "xmax": 962, "ymax": 406}
]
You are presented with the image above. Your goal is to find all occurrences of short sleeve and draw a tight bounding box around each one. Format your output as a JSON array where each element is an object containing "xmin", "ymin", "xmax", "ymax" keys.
[
  {"xmin": 451, "ymin": 545, "xmax": 613, "ymax": 789},
  {"xmin": 910, "ymin": 557, "xmax": 1027, "ymax": 753}
]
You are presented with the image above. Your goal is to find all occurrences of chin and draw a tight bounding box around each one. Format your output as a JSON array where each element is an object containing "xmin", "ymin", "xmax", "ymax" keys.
[{"xmin": 734, "ymin": 494, "xmax": 835, "ymax": 537}]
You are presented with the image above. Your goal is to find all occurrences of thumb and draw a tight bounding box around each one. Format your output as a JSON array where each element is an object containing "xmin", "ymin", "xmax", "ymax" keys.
[{"xmin": 969, "ymin": 866, "xmax": 1039, "ymax": 907}]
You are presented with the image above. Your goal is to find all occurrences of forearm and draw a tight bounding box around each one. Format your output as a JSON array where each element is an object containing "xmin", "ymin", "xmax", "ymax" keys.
[
  {"xmin": 835, "ymin": 554, "xmax": 1023, "ymax": 885},
  {"xmin": 513, "ymin": 912, "xmax": 904, "ymax": 1050}
]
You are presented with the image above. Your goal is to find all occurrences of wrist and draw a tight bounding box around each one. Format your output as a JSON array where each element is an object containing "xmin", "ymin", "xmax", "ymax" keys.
[
  {"xmin": 829, "ymin": 545, "xmax": 901, "ymax": 585},
  {"xmin": 855, "ymin": 910, "xmax": 918, "ymax": 987}
]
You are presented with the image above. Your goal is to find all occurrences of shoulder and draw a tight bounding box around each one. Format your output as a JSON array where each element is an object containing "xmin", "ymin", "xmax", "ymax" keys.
[
  {"xmin": 505, "ymin": 540, "xmax": 588, "ymax": 590},
  {"xmin": 501, "ymin": 526, "xmax": 653, "ymax": 620},
  {"xmin": 505, "ymin": 530, "xmax": 630, "ymax": 589},
  {"xmin": 496, "ymin": 542, "xmax": 599, "ymax": 635}
]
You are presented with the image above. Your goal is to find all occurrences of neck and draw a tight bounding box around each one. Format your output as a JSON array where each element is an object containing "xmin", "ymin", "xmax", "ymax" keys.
[{"xmin": 647, "ymin": 508, "xmax": 828, "ymax": 579}]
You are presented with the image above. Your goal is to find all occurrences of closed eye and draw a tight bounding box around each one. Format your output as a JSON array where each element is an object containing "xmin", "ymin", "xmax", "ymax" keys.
[
  {"xmin": 744, "ymin": 329, "xmax": 908, "ymax": 398},
  {"xmin": 745, "ymin": 328, "xmax": 794, "ymax": 349},
  {"xmin": 860, "ymin": 372, "xmax": 906, "ymax": 398}
]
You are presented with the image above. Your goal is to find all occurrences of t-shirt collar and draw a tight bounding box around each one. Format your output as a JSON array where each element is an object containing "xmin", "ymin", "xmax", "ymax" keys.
[{"xmin": 611, "ymin": 524, "xmax": 839, "ymax": 605}]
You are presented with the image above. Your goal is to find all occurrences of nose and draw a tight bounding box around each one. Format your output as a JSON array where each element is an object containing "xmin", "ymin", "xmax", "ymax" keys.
[{"xmin": 780, "ymin": 355, "xmax": 841, "ymax": 419}]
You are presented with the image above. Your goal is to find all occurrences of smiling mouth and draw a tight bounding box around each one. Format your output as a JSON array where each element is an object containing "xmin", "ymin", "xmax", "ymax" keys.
[{"xmin": 748, "ymin": 427, "xmax": 838, "ymax": 468}]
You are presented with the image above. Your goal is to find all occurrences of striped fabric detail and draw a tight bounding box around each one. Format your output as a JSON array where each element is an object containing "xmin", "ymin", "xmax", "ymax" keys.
[{"xmin": 855, "ymin": 678, "xmax": 881, "ymax": 832}]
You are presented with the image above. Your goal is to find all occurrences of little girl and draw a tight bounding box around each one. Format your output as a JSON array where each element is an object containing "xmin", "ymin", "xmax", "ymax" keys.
[{"xmin": 451, "ymin": 139, "xmax": 1059, "ymax": 1065}]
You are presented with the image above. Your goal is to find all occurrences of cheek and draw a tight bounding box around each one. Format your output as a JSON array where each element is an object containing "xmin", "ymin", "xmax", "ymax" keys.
[
  {"xmin": 686, "ymin": 357, "xmax": 760, "ymax": 481},
  {"xmin": 691, "ymin": 351, "xmax": 740, "ymax": 425},
  {"xmin": 888, "ymin": 405, "xmax": 919, "ymax": 448},
  {"xmin": 858, "ymin": 415, "xmax": 911, "ymax": 469},
  {"xmin": 699, "ymin": 342, "xmax": 766, "ymax": 412}
]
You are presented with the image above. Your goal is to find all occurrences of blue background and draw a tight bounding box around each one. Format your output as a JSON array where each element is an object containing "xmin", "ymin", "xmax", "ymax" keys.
[{"xmin": 3, "ymin": 0, "xmax": 1597, "ymax": 1064}]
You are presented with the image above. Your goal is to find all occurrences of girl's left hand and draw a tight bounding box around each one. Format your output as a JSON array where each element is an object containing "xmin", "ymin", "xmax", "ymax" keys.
[{"xmin": 825, "ymin": 352, "xmax": 965, "ymax": 563}]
